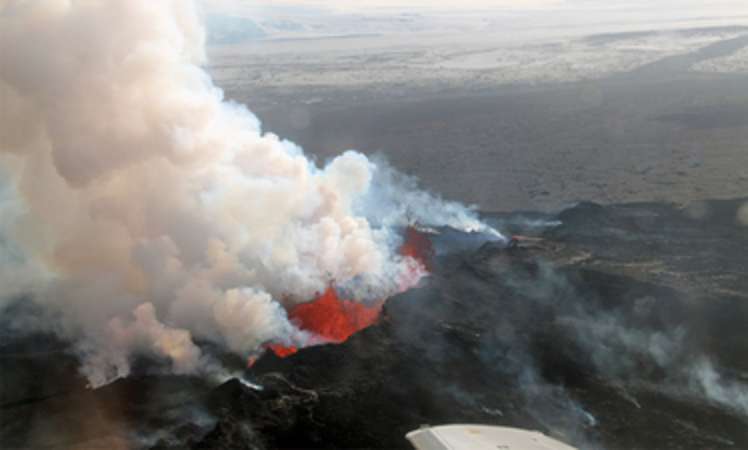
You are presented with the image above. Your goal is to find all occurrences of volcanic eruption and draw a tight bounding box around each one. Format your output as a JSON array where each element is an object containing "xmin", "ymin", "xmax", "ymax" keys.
[
  {"xmin": 265, "ymin": 287, "xmax": 385, "ymax": 358},
  {"xmin": 0, "ymin": 0, "xmax": 502, "ymax": 387},
  {"xmin": 263, "ymin": 226, "xmax": 434, "ymax": 359}
]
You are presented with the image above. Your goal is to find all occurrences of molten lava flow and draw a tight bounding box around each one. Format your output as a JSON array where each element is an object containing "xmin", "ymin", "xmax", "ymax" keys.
[
  {"xmin": 400, "ymin": 226, "xmax": 434, "ymax": 270},
  {"xmin": 397, "ymin": 226, "xmax": 434, "ymax": 291},
  {"xmin": 295, "ymin": 287, "xmax": 384, "ymax": 343},
  {"xmin": 266, "ymin": 343, "xmax": 298, "ymax": 357},
  {"xmin": 262, "ymin": 227, "xmax": 432, "ymax": 360},
  {"xmin": 267, "ymin": 287, "xmax": 383, "ymax": 357}
]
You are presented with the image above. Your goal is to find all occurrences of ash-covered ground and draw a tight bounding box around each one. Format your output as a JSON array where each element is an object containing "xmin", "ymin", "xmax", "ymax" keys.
[
  {"xmin": 2, "ymin": 197, "xmax": 747, "ymax": 449},
  {"xmin": 218, "ymin": 24, "xmax": 748, "ymax": 213}
]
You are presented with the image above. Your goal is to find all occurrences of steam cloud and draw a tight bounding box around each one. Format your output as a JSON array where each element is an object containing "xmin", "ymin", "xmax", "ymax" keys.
[{"xmin": 0, "ymin": 0, "xmax": 501, "ymax": 386}]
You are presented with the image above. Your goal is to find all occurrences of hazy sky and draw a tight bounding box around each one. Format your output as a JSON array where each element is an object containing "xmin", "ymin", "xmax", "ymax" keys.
[
  {"xmin": 206, "ymin": 0, "xmax": 748, "ymax": 14},
  {"xmin": 202, "ymin": 0, "xmax": 748, "ymax": 39},
  {"xmin": 206, "ymin": 0, "xmax": 562, "ymax": 12},
  {"xmin": 259, "ymin": 0, "xmax": 561, "ymax": 9}
]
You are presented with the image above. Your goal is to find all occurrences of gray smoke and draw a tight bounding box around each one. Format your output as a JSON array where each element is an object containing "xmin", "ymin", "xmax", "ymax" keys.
[{"xmin": 0, "ymin": 0, "xmax": 501, "ymax": 387}]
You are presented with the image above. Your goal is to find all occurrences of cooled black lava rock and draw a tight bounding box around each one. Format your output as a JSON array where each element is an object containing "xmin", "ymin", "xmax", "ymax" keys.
[
  {"xmin": 2, "ymin": 198, "xmax": 748, "ymax": 450},
  {"xmin": 190, "ymin": 198, "xmax": 748, "ymax": 450}
]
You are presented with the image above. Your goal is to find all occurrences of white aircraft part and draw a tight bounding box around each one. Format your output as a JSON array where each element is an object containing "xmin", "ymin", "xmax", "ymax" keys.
[{"xmin": 406, "ymin": 425, "xmax": 579, "ymax": 450}]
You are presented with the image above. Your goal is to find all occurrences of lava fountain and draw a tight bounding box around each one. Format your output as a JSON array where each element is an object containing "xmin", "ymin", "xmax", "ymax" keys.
[{"xmin": 262, "ymin": 227, "xmax": 433, "ymax": 359}]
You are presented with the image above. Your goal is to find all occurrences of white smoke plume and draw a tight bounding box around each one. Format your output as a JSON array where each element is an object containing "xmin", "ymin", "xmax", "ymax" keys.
[
  {"xmin": 0, "ymin": 0, "xmax": 501, "ymax": 386},
  {"xmin": 689, "ymin": 359, "xmax": 748, "ymax": 416}
]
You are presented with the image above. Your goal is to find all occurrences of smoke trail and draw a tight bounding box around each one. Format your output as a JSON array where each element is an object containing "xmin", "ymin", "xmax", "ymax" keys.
[
  {"xmin": 0, "ymin": 0, "xmax": 501, "ymax": 386},
  {"xmin": 689, "ymin": 359, "xmax": 748, "ymax": 416}
]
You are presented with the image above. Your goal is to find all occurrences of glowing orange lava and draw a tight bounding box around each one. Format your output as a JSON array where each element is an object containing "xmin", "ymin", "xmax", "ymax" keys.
[
  {"xmin": 266, "ymin": 287, "xmax": 383, "ymax": 357},
  {"xmin": 262, "ymin": 227, "xmax": 432, "ymax": 360},
  {"xmin": 266, "ymin": 343, "xmax": 299, "ymax": 357}
]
